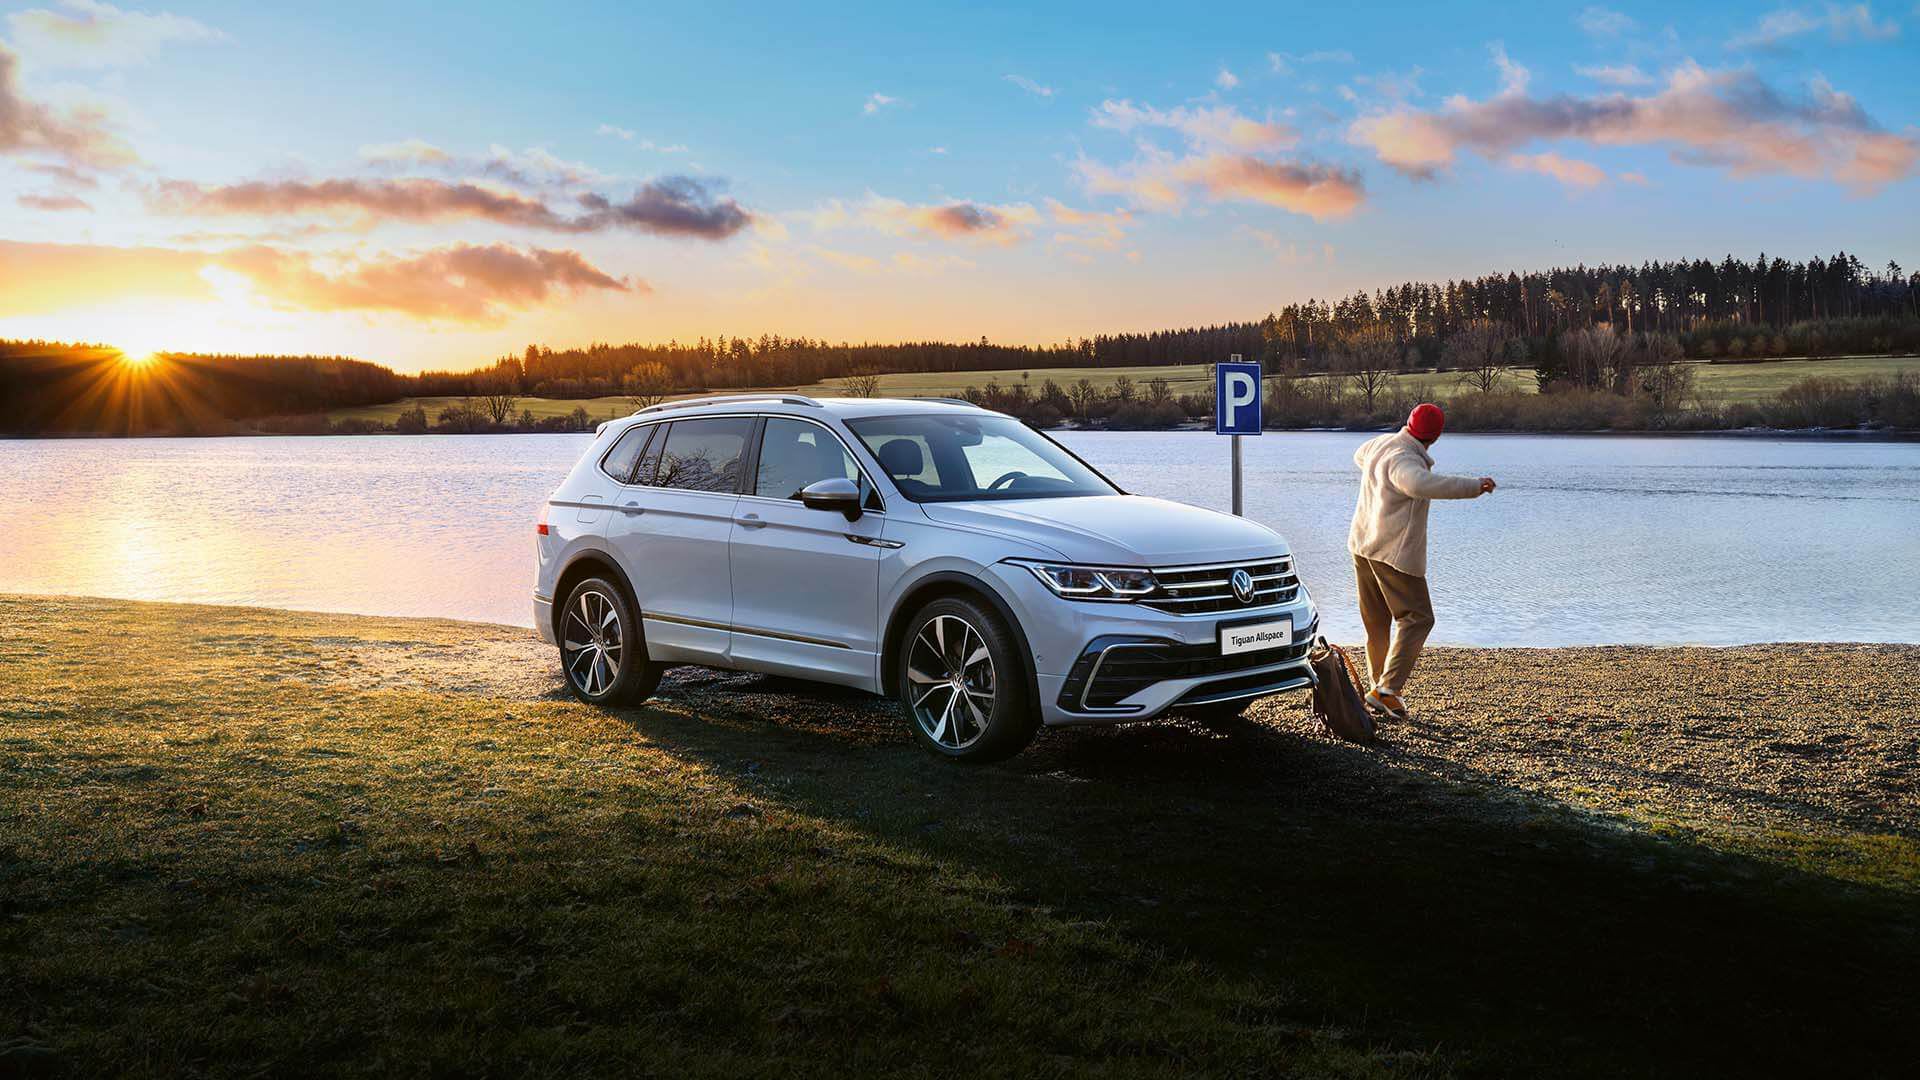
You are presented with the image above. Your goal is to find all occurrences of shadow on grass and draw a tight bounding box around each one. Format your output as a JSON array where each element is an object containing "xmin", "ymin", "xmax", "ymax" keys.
[{"xmin": 617, "ymin": 671, "xmax": 1920, "ymax": 1077}]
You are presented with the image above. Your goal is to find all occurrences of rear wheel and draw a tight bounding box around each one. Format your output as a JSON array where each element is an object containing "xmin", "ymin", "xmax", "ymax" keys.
[
  {"xmin": 558, "ymin": 577, "xmax": 663, "ymax": 706},
  {"xmin": 898, "ymin": 596, "xmax": 1037, "ymax": 762}
]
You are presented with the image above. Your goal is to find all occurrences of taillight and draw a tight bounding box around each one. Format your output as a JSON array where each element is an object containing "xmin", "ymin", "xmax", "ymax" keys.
[{"xmin": 536, "ymin": 503, "xmax": 550, "ymax": 535}]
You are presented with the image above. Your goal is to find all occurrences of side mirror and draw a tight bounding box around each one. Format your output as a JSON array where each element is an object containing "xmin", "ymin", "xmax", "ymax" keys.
[{"xmin": 798, "ymin": 477, "xmax": 862, "ymax": 521}]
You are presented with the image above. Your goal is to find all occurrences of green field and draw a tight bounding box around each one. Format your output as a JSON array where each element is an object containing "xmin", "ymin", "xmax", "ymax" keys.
[
  {"xmin": 327, "ymin": 355, "xmax": 1920, "ymax": 426},
  {"xmin": 327, "ymin": 395, "xmax": 638, "ymax": 425},
  {"xmin": 790, "ymin": 354, "xmax": 1920, "ymax": 404}
]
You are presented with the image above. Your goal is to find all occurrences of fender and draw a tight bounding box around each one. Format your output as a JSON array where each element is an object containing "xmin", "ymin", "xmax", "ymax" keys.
[{"xmin": 879, "ymin": 568, "xmax": 1040, "ymax": 706}]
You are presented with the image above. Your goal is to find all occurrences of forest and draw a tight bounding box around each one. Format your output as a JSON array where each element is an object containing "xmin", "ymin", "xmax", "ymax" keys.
[{"xmin": 2, "ymin": 251, "xmax": 1915, "ymax": 435}]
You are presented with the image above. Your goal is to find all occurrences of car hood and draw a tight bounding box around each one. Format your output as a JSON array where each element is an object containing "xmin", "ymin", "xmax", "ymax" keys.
[{"xmin": 920, "ymin": 494, "xmax": 1286, "ymax": 567}]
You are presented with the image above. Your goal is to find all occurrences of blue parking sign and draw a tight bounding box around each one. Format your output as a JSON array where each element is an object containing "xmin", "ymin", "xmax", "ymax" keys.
[{"xmin": 1215, "ymin": 361, "xmax": 1262, "ymax": 435}]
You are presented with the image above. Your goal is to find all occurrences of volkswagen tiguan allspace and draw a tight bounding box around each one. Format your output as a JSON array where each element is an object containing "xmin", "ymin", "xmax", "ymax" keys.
[{"xmin": 535, "ymin": 394, "xmax": 1317, "ymax": 761}]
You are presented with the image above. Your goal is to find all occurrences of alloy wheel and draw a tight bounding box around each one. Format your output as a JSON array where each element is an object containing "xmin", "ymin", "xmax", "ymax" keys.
[
  {"xmin": 905, "ymin": 613, "xmax": 996, "ymax": 750},
  {"xmin": 562, "ymin": 588, "xmax": 624, "ymax": 697}
]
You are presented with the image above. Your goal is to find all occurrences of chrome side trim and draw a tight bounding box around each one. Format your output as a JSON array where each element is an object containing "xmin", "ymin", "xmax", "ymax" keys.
[
  {"xmin": 644, "ymin": 611, "xmax": 729, "ymax": 632},
  {"xmin": 847, "ymin": 535, "xmax": 904, "ymax": 549},
  {"xmin": 645, "ymin": 610, "xmax": 852, "ymax": 650}
]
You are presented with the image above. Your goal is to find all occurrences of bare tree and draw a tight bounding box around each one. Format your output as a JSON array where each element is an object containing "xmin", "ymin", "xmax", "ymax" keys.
[
  {"xmin": 623, "ymin": 362, "xmax": 673, "ymax": 410},
  {"xmin": 1635, "ymin": 333, "xmax": 1693, "ymax": 424},
  {"xmin": 1444, "ymin": 318, "xmax": 1517, "ymax": 394},
  {"xmin": 1563, "ymin": 325, "xmax": 1626, "ymax": 391},
  {"xmin": 1111, "ymin": 374, "xmax": 1136, "ymax": 403},
  {"xmin": 479, "ymin": 376, "xmax": 518, "ymax": 426},
  {"xmin": 1145, "ymin": 376, "xmax": 1173, "ymax": 407},
  {"xmin": 1338, "ymin": 325, "xmax": 1405, "ymax": 415},
  {"xmin": 1069, "ymin": 378, "xmax": 1098, "ymax": 423},
  {"xmin": 840, "ymin": 370, "xmax": 882, "ymax": 398}
]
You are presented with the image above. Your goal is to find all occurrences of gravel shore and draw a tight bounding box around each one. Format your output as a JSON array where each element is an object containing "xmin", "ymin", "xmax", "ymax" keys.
[{"xmin": 270, "ymin": 603, "xmax": 1920, "ymax": 842}]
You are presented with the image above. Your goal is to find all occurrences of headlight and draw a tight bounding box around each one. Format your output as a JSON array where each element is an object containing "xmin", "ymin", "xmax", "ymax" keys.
[{"xmin": 1014, "ymin": 561, "xmax": 1161, "ymax": 602}]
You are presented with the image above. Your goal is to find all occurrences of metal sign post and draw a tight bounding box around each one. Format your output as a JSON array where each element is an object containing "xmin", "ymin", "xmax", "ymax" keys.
[{"xmin": 1214, "ymin": 355, "xmax": 1263, "ymax": 517}]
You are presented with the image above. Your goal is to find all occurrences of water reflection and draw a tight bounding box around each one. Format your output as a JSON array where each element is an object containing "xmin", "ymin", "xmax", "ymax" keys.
[{"xmin": 2, "ymin": 432, "xmax": 1915, "ymax": 645}]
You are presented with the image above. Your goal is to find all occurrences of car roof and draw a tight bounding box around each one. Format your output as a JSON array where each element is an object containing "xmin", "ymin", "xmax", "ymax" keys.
[{"xmin": 606, "ymin": 395, "xmax": 989, "ymax": 432}]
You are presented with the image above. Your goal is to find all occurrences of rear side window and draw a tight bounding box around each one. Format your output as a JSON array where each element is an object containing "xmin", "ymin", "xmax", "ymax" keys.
[
  {"xmin": 599, "ymin": 424, "xmax": 655, "ymax": 483},
  {"xmin": 655, "ymin": 417, "xmax": 752, "ymax": 493}
]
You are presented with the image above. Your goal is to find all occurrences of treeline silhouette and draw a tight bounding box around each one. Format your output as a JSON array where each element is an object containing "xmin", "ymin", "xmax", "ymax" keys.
[
  {"xmin": 4, "ymin": 251, "xmax": 1915, "ymax": 434},
  {"xmin": 0, "ymin": 341, "xmax": 404, "ymax": 435},
  {"xmin": 439, "ymin": 251, "xmax": 1918, "ymax": 398}
]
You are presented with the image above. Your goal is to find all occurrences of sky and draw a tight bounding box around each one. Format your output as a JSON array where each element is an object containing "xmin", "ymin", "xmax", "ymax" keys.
[{"xmin": 0, "ymin": 1, "xmax": 1916, "ymax": 372}]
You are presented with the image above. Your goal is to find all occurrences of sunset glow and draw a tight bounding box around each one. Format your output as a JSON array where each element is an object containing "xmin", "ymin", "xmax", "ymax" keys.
[{"xmin": 0, "ymin": 2, "xmax": 1915, "ymax": 372}]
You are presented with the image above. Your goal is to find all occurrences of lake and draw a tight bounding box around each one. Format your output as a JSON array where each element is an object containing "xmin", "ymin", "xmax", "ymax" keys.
[{"xmin": 3, "ymin": 431, "xmax": 1916, "ymax": 646}]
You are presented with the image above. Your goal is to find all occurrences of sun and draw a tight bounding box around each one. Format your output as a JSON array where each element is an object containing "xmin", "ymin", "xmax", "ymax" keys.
[{"xmin": 114, "ymin": 340, "xmax": 165, "ymax": 368}]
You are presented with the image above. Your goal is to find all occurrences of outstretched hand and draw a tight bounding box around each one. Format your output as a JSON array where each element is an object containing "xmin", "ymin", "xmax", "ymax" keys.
[{"xmin": 1478, "ymin": 476, "xmax": 1497, "ymax": 494}]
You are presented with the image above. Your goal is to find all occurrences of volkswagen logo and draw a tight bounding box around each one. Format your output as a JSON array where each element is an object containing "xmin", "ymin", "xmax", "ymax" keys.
[{"xmin": 1230, "ymin": 568, "xmax": 1256, "ymax": 604}]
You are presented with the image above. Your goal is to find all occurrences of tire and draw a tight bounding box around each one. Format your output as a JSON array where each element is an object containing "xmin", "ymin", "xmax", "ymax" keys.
[
  {"xmin": 557, "ymin": 576, "xmax": 663, "ymax": 706},
  {"xmin": 897, "ymin": 595, "xmax": 1038, "ymax": 762}
]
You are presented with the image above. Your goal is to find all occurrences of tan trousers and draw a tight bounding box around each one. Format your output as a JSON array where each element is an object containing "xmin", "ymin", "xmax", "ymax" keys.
[{"xmin": 1352, "ymin": 555, "xmax": 1435, "ymax": 696}]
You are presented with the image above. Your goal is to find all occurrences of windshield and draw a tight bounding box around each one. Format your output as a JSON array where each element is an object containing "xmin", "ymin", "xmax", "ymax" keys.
[{"xmin": 846, "ymin": 413, "xmax": 1119, "ymax": 503}]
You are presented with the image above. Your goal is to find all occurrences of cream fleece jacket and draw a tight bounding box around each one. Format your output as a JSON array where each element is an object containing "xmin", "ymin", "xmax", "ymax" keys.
[{"xmin": 1347, "ymin": 429, "xmax": 1483, "ymax": 577}]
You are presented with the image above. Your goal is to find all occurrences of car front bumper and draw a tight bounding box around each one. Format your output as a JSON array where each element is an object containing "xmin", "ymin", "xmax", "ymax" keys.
[{"xmin": 984, "ymin": 562, "xmax": 1320, "ymax": 727}]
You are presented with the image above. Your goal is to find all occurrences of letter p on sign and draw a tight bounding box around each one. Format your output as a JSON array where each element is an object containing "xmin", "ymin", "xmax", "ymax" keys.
[{"xmin": 1215, "ymin": 361, "xmax": 1262, "ymax": 435}]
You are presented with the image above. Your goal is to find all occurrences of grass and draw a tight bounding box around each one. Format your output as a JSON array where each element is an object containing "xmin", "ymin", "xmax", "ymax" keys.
[
  {"xmin": 3, "ymin": 596, "xmax": 1916, "ymax": 1076},
  {"xmin": 325, "ymin": 355, "xmax": 1920, "ymax": 426}
]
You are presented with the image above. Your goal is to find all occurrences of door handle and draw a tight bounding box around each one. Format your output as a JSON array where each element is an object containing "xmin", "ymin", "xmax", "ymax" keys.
[
  {"xmin": 734, "ymin": 513, "xmax": 765, "ymax": 529},
  {"xmin": 621, "ymin": 503, "xmax": 645, "ymax": 515}
]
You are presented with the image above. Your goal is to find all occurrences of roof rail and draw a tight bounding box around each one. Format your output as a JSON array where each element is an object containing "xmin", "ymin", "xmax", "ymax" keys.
[
  {"xmin": 918, "ymin": 396, "xmax": 980, "ymax": 407},
  {"xmin": 633, "ymin": 393, "xmax": 823, "ymax": 415}
]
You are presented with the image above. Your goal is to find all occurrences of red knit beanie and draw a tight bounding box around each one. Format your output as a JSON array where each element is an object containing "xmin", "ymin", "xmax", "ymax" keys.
[{"xmin": 1407, "ymin": 403, "xmax": 1445, "ymax": 441}]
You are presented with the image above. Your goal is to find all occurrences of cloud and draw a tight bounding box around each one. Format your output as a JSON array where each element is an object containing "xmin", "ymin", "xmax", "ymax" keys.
[
  {"xmin": 1170, "ymin": 154, "xmax": 1365, "ymax": 218},
  {"xmin": 1004, "ymin": 74, "xmax": 1053, "ymax": 98},
  {"xmin": 886, "ymin": 200, "xmax": 1037, "ymax": 245},
  {"xmin": 1729, "ymin": 4, "xmax": 1900, "ymax": 50},
  {"xmin": 863, "ymin": 92, "xmax": 900, "ymax": 115},
  {"xmin": 359, "ymin": 138, "xmax": 451, "ymax": 166},
  {"xmin": 216, "ymin": 243, "xmax": 630, "ymax": 322},
  {"xmin": 1490, "ymin": 43, "xmax": 1530, "ymax": 95},
  {"xmin": 1576, "ymin": 6, "xmax": 1637, "ymax": 37},
  {"xmin": 0, "ymin": 42, "xmax": 137, "ymax": 171},
  {"xmin": 1082, "ymin": 95, "xmax": 1360, "ymax": 219},
  {"xmin": 596, "ymin": 124, "xmax": 687, "ymax": 152},
  {"xmin": 149, "ymin": 175, "xmax": 754, "ymax": 238},
  {"xmin": 1215, "ymin": 67, "xmax": 1239, "ymax": 91},
  {"xmin": 1078, "ymin": 146, "xmax": 1363, "ymax": 220},
  {"xmin": 5, "ymin": 0, "xmax": 221, "ymax": 68},
  {"xmin": 809, "ymin": 195, "xmax": 1041, "ymax": 246},
  {"xmin": 18, "ymin": 192, "xmax": 91, "ymax": 210},
  {"xmin": 1506, "ymin": 151, "xmax": 1608, "ymax": 187},
  {"xmin": 1092, "ymin": 99, "xmax": 1296, "ymax": 151},
  {"xmin": 1267, "ymin": 49, "xmax": 1354, "ymax": 74},
  {"xmin": 1348, "ymin": 60, "xmax": 1919, "ymax": 191},
  {"xmin": 0, "ymin": 239, "xmax": 627, "ymax": 323},
  {"xmin": 1576, "ymin": 63, "xmax": 1655, "ymax": 86},
  {"xmin": 359, "ymin": 139, "xmax": 605, "ymax": 188}
]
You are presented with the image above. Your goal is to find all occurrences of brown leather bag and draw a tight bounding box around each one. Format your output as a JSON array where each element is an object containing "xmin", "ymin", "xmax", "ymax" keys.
[{"xmin": 1308, "ymin": 637, "xmax": 1377, "ymax": 743}]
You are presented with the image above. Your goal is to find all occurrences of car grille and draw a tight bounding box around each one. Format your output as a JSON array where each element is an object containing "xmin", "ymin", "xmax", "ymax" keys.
[
  {"xmin": 1060, "ymin": 624, "xmax": 1316, "ymax": 712},
  {"xmin": 1141, "ymin": 558, "xmax": 1300, "ymax": 615}
]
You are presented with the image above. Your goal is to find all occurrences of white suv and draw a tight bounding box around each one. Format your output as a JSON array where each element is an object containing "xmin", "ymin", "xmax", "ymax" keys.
[{"xmin": 535, "ymin": 395, "xmax": 1317, "ymax": 761}]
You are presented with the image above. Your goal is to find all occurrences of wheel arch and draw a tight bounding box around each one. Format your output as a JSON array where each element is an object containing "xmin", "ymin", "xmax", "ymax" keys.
[
  {"xmin": 880, "ymin": 570, "xmax": 1038, "ymax": 704},
  {"xmin": 551, "ymin": 549, "xmax": 642, "ymax": 643}
]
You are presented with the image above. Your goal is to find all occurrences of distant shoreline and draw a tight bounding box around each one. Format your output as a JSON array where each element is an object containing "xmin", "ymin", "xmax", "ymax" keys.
[{"xmin": 8, "ymin": 424, "xmax": 1919, "ymax": 442}]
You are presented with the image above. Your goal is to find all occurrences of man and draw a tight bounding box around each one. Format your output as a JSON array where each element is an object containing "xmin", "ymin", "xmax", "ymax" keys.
[{"xmin": 1347, "ymin": 403, "xmax": 1495, "ymax": 720}]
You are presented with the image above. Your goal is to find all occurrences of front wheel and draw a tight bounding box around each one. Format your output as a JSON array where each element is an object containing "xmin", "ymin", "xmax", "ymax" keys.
[
  {"xmin": 898, "ymin": 596, "xmax": 1038, "ymax": 762},
  {"xmin": 558, "ymin": 577, "xmax": 663, "ymax": 706}
]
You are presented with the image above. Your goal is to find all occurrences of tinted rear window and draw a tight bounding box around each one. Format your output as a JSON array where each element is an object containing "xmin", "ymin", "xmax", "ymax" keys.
[
  {"xmin": 599, "ymin": 424, "xmax": 655, "ymax": 483},
  {"xmin": 655, "ymin": 417, "xmax": 752, "ymax": 493}
]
